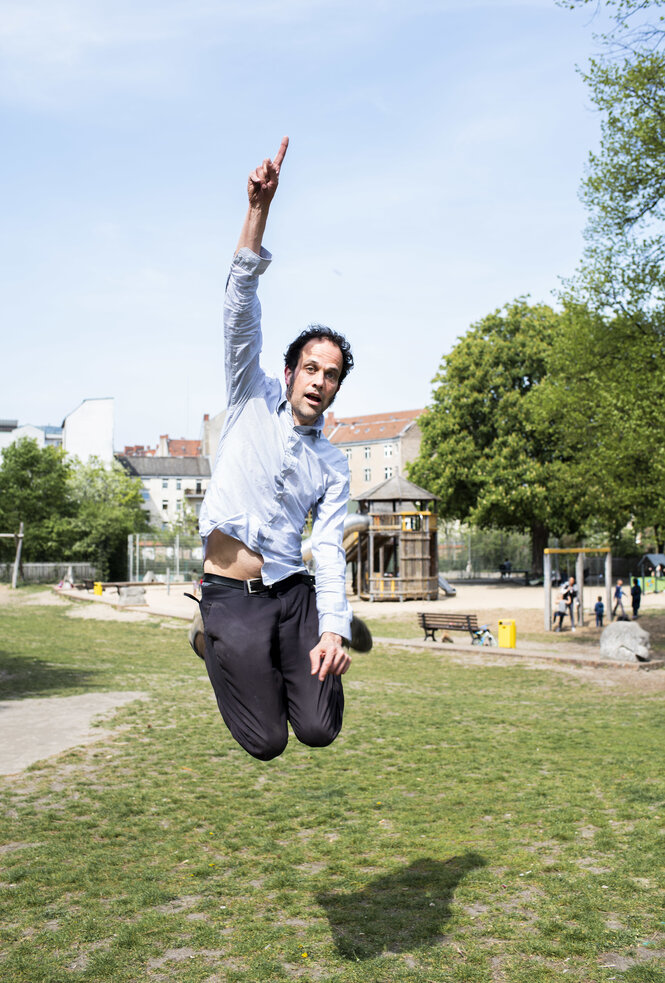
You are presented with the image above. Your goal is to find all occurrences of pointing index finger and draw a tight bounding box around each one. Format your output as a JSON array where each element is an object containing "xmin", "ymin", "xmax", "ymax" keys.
[{"xmin": 273, "ymin": 136, "xmax": 289, "ymax": 170}]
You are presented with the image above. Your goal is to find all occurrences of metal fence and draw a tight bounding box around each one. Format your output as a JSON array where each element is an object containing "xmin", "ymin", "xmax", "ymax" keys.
[
  {"xmin": 127, "ymin": 534, "xmax": 203, "ymax": 582},
  {"xmin": 437, "ymin": 523, "xmax": 638, "ymax": 582},
  {"xmin": 0, "ymin": 562, "xmax": 98, "ymax": 584},
  {"xmin": 438, "ymin": 525, "xmax": 532, "ymax": 579}
]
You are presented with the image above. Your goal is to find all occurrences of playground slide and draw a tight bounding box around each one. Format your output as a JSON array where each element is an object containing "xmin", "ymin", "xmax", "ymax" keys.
[
  {"xmin": 301, "ymin": 513, "xmax": 370, "ymax": 565},
  {"xmin": 438, "ymin": 573, "xmax": 457, "ymax": 596}
]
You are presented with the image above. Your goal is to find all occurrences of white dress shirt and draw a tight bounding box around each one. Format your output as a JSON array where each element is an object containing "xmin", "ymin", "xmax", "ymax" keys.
[{"xmin": 199, "ymin": 246, "xmax": 352, "ymax": 639}]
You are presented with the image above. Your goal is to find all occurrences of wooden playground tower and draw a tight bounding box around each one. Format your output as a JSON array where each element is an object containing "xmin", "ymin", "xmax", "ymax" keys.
[{"xmin": 346, "ymin": 475, "xmax": 439, "ymax": 601}]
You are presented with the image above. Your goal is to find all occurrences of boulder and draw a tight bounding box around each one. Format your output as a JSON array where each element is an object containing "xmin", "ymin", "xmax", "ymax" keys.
[
  {"xmin": 599, "ymin": 621, "xmax": 651, "ymax": 663},
  {"xmin": 117, "ymin": 585, "xmax": 147, "ymax": 606}
]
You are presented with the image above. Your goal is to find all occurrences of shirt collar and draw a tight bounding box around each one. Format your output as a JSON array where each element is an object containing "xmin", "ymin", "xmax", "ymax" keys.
[{"xmin": 279, "ymin": 394, "xmax": 324, "ymax": 436}]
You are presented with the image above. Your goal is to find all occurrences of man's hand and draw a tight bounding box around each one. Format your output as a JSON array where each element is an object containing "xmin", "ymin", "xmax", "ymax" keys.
[
  {"xmin": 236, "ymin": 136, "xmax": 289, "ymax": 254},
  {"xmin": 309, "ymin": 631, "xmax": 351, "ymax": 682},
  {"xmin": 247, "ymin": 136, "xmax": 289, "ymax": 210}
]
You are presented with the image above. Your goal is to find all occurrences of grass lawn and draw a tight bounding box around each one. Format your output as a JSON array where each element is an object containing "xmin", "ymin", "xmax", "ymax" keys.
[{"xmin": 1, "ymin": 593, "xmax": 665, "ymax": 982}]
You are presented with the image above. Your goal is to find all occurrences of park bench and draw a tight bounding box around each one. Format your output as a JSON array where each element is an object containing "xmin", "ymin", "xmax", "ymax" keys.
[{"xmin": 417, "ymin": 612, "xmax": 496, "ymax": 646}]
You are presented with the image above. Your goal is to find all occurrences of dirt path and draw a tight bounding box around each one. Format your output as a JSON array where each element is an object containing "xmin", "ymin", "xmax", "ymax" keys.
[{"xmin": 0, "ymin": 692, "xmax": 148, "ymax": 776}]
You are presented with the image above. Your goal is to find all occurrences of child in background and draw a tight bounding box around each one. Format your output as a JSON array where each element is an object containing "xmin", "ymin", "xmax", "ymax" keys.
[
  {"xmin": 594, "ymin": 595, "xmax": 604, "ymax": 627},
  {"xmin": 554, "ymin": 594, "xmax": 567, "ymax": 632}
]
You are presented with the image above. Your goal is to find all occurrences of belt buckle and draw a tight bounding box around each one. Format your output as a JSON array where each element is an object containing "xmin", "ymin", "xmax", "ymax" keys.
[{"xmin": 246, "ymin": 578, "xmax": 263, "ymax": 594}]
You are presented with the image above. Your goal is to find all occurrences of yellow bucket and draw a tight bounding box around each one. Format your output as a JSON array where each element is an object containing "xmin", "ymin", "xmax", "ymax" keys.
[{"xmin": 93, "ymin": 582, "xmax": 103, "ymax": 596}]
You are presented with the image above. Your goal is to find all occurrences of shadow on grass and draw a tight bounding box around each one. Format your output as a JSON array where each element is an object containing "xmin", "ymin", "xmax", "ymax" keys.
[
  {"xmin": 0, "ymin": 650, "xmax": 100, "ymax": 699},
  {"xmin": 317, "ymin": 852, "xmax": 486, "ymax": 960}
]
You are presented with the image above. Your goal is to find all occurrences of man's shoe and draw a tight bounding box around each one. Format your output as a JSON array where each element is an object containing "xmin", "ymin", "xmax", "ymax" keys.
[
  {"xmin": 188, "ymin": 608, "xmax": 206, "ymax": 660},
  {"xmin": 349, "ymin": 614, "xmax": 373, "ymax": 652}
]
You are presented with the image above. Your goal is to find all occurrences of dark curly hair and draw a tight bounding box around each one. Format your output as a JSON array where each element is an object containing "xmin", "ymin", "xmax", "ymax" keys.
[{"xmin": 284, "ymin": 324, "xmax": 354, "ymax": 387}]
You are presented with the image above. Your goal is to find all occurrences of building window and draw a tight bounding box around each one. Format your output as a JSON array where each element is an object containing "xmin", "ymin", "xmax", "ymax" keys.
[
  {"xmin": 384, "ymin": 466, "xmax": 393, "ymax": 479},
  {"xmin": 364, "ymin": 468, "xmax": 371, "ymax": 482},
  {"xmin": 364, "ymin": 446, "xmax": 371, "ymax": 460},
  {"xmin": 162, "ymin": 478, "xmax": 168, "ymax": 489},
  {"xmin": 345, "ymin": 447, "xmax": 352, "ymax": 461},
  {"xmin": 176, "ymin": 479, "xmax": 181, "ymax": 490},
  {"xmin": 384, "ymin": 444, "xmax": 393, "ymax": 458},
  {"xmin": 178, "ymin": 499, "xmax": 183, "ymax": 513},
  {"xmin": 162, "ymin": 500, "xmax": 168, "ymax": 511},
  {"xmin": 196, "ymin": 481, "xmax": 202, "ymax": 494}
]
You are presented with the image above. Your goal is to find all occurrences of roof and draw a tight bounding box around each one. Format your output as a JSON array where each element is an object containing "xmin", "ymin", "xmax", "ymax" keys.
[
  {"xmin": 323, "ymin": 409, "xmax": 423, "ymax": 445},
  {"xmin": 116, "ymin": 455, "xmax": 210, "ymax": 478},
  {"xmin": 639, "ymin": 553, "xmax": 665, "ymax": 567},
  {"xmin": 0, "ymin": 420, "xmax": 18, "ymax": 431},
  {"xmin": 356, "ymin": 474, "xmax": 438, "ymax": 502},
  {"xmin": 123, "ymin": 445, "xmax": 157, "ymax": 457},
  {"xmin": 167, "ymin": 438, "xmax": 202, "ymax": 457}
]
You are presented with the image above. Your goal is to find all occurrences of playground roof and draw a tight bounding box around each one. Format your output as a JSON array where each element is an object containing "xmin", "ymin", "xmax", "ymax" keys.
[
  {"xmin": 638, "ymin": 553, "xmax": 665, "ymax": 568},
  {"xmin": 355, "ymin": 474, "xmax": 438, "ymax": 503}
]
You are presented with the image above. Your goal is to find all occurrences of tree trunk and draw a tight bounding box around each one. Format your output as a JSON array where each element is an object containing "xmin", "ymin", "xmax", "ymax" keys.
[
  {"xmin": 655, "ymin": 524, "xmax": 664, "ymax": 555},
  {"xmin": 530, "ymin": 523, "xmax": 549, "ymax": 576}
]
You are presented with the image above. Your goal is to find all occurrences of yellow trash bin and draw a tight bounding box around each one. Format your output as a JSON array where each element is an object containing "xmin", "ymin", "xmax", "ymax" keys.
[
  {"xmin": 498, "ymin": 619, "xmax": 516, "ymax": 648},
  {"xmin": 93, "ymin": 582, "xmax": 103, "ymax": 596}
]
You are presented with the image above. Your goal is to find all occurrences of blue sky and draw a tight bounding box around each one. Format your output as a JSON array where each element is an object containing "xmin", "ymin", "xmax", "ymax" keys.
[{"xmin": 1, "ymin": 0, "xmax": 606, "ymax": 449}]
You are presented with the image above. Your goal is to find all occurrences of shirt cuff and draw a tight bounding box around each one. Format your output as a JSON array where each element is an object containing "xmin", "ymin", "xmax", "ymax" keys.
[
  {"xmin": 233, "ymin": 245, "xmax": 272, "ymax": 276},
  {"xmin": 319, "ymin": 611, "xmax": 353, "ymax": 641}
]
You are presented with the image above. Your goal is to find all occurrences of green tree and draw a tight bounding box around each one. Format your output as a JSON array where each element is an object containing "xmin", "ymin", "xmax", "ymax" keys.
[
  {"xmin": 408, "ymin": 301, "xmax": 585, "ymax": 573},
  {"xmin": 561, "ymin": 0, "xmax": 665, "ymax": 313},
  {"xmin": 555, "ymin": 0, "xmax": 665, "ymax": 550},
  {"xmin": 67, "ymin": 458, "xmax": 149, "ymax": 581},
  {"xmin": 540, "ymin": 302, "xmax": 665, "ymax": 550},
  {"xmin": 0, "ymin": 442, "xmax": 148, "ymax": 581},
  {"xmin": 0, "ymin": 439, "xmax": 74, "ymax": 563}
]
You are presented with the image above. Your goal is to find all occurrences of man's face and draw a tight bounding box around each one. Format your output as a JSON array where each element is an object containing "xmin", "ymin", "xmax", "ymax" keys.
[{"xmin": 285, "ymin": 338, "xmax": 343, "ymax": 426}]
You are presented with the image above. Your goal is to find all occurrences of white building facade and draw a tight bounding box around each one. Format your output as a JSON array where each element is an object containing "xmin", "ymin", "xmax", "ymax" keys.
[
  {"xmin": 117, "ymin": 456, "xmax": 211, "ymax": 529},
  {"xmin": 62, "ymin": 398, "xmax": 114, "ymax": 464}
]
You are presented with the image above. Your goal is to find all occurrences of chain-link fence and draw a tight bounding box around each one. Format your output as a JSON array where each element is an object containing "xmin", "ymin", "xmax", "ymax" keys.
[
  {"xmin": 438, "ymin": 523, "xmax": 639, "ymax": 583},
  {"xmin": 438, "ymin": 524, "xmax": 532, "ymax": 579},
  {"xmin": 127, "ymin": 533, "xmax": 203, "ymax": 582}
]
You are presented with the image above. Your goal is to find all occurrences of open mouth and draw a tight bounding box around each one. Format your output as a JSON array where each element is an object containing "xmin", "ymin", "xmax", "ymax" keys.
[{"xmin": 305, "ymin": 392, "xmax": 321, "ymax": 406}]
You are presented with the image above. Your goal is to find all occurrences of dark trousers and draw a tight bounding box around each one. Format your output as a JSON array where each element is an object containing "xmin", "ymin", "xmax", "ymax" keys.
[{"xmin": 200, "ymin": 579, "xmax": 344, "ymax": 761}]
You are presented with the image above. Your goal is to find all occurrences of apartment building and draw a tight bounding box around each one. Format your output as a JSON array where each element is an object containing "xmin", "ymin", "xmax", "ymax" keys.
[
  {"xmin": 117, "ymin": 455, "xmax": 210, "ymax": 528},
  {"xmin": 323, "ymin": 409, "xmax": 424, "ymax": 499}
]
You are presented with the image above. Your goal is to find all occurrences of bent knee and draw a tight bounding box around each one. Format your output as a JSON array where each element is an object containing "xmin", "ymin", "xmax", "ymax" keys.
[
  {"xmin": 293, "ymin": 721, "xmax": 341, "ymax": 749},
  {"xmin": 236, "ymin": 726, "xmax": 288, "ymax": 762}
]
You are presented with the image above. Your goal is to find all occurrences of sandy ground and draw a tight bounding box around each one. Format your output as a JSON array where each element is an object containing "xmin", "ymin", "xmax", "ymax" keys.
[
  {"xmin": 52, "ymin": 579, "xmax": 665, "ymax": 618},
  {"xmin": 1, "ymin": 581, "xmax": 664, "ymax": 774}
]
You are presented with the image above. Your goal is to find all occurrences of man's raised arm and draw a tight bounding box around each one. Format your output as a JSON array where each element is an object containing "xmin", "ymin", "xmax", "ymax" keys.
[{"xmin": 235, "ymin": 136, "xmax": 289, "ymax": 255}]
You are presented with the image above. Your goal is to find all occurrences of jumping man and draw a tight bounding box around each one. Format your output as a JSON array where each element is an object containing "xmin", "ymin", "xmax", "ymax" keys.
[{"xmin": 197, "ymin": 138, "xmax": 355, "ymax": 761}]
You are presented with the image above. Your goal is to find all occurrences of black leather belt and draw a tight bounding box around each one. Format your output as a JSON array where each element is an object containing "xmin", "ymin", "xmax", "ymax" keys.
[{"xmin": 201, "ymin": 572, "xmax": 315, "ymax": 595}]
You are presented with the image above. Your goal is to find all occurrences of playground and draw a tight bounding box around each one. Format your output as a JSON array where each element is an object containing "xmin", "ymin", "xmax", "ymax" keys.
[{"xmin": 1, "ymin": 583, "xmax": 665, "ymax": 981}]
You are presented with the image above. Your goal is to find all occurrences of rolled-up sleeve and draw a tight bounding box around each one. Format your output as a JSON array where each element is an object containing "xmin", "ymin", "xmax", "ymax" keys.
[{"xmin": 311, "ymin": 467, "xmax": 353, "ymax": 639}]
